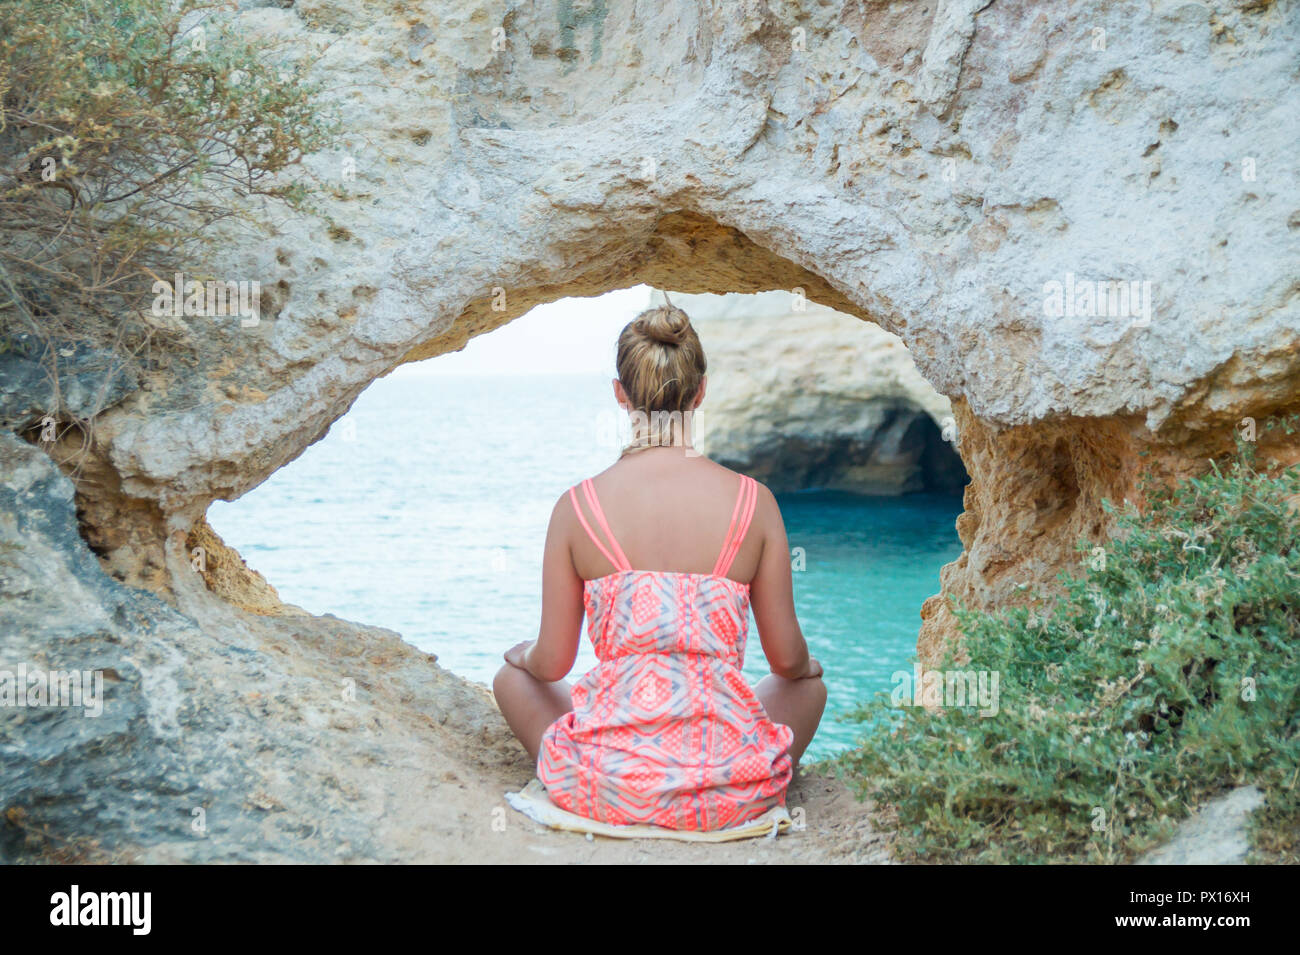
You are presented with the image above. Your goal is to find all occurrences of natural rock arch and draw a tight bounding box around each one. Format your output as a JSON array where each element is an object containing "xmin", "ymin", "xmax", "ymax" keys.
[
  {"xmin": 6, "ymin": 0, "xmax": 1299, "ymax": 861},
  {"xmin": 51, "ymin": 0, "xmax": 1300, "ymax": 664}
]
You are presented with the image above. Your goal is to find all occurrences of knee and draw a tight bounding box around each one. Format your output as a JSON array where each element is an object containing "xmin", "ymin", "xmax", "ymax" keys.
[
  {"xmin": 808, "ymin": 673, "xmax": 828, "ymax": 707},
  {"xmin": 493, "ymin": 662, "xmax": 522, "ymax": 700},
  {"xmin": 796, "ymin": 671, "xmax": 827, "ymax": 715}
]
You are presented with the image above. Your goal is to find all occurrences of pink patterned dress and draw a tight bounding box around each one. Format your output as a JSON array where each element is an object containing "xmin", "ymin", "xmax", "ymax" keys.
[{"xmin": 536, "ymin": 475, "xmax": 795, "ymax": 831}]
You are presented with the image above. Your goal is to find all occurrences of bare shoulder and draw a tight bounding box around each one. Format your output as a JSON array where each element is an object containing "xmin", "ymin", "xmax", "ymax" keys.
[
  {"xmin": 707, "ymin": 461, "xmax": 781, "ymax": 528},
  {"xmin": 747, "ymin": 475, "xmax": 777, "ymax": 501},
  {"xmin": 748, "ymin": 478, "xmax": 782, "ymax": 531},
  {"xmin": 549, "ymin": 486, "xmax": 578, "ymax": 531},
  {"xmin": 710, "ymin": 459, "xmax": 773, "ymax": 498}
]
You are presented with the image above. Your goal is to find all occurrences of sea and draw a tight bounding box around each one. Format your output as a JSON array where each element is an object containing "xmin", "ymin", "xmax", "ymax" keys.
[{"xmin": 209, "ymin": 370, "xmax": 964, "ymax": 760}]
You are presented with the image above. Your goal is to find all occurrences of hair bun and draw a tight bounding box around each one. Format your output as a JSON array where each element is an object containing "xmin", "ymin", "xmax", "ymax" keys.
[
  {"xmin": 639, "ymin": 305, "xmax": 692, "ymax": 346},
  {"xmin": 615, "ymin": 298, "xmax": 707, "ymax": 453}
]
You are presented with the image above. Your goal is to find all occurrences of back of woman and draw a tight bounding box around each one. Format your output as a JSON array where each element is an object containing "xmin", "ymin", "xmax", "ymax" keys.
[{"xmin": 493, "ymin": 299, "xmax": 826, "ymax": 832}]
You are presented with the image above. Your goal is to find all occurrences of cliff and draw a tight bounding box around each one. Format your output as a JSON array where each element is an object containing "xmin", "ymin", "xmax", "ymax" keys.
[{"xmin": 656, "ymin": 290, "xmax": 967, "ymax": 494}]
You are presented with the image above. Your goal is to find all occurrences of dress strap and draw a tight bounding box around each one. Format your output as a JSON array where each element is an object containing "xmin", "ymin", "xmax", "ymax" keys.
[
  {"xmin": 569, "ymin": 479, "xmax": 632, "ymax": 573},
  {"xmin": 712, "ymin": 475, "xmax": 758, "ymax": 578}
]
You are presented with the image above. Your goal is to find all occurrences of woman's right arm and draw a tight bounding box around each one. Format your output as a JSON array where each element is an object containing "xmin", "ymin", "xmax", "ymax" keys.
[{"xmin": 749, "ymin": 483, "xmax": 821, "ymax": 680}]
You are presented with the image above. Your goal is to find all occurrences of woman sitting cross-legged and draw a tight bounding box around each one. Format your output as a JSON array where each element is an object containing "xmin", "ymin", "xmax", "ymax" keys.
[{"xmin": 494, "ymin": 299, "xmax": 826, "ymax": 832}]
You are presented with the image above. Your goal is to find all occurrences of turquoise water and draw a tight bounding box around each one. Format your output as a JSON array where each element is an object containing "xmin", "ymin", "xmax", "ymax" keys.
[{"xmin": 208, "ymin": 371, "xmax": 964, "ymax": 760}]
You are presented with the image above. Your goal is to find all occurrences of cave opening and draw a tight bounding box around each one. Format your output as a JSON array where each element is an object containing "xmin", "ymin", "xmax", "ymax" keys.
[{"xmin": 206, "ymin": 285, "xmax": 968, "ymax": 760}]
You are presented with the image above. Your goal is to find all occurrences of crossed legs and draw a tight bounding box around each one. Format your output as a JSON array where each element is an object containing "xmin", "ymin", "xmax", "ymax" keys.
[
  {"xmin": 754, "ymin": 673, "xmax": 827, "ymax": 766},
  {"xmin": 493, "ymin": 663, "xmax": 827, "ymax": 768},
  {"xmin": 493, "ymin": 664, "xmax": 572, "ymax": 764}
]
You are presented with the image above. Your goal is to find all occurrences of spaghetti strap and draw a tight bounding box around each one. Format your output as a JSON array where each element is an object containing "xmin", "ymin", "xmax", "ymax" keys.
[
  {"xmin": 582, "ymin": 479, "xmax": 632, "ymax": 571},
  {"xmin": 711, "ymin": 477, "xmax": 748, "ymax": 577},
  {"xmin": 569, "ymin": 479, "xmax": 632, "ymax": 573},
  {"xmin": 712, "ymin": 476, "xmax": 758, "ymax": 578}
]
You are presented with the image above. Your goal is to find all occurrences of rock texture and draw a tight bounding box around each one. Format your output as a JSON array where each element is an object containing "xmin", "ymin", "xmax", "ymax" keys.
[
  {"xmin": 1137, "ymin": 786, "xmax": 1265, "ymax": 866},
  {"xmin": 656, "ymin": 289, "xmax": 967, "ymax": 494},
  {"xmin": 3, "ymin": 0, "xmax": 1299, "ymax": 860}
]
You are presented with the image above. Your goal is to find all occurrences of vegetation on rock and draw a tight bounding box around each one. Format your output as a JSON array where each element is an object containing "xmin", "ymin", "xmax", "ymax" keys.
[
  {"xmin": 0, "ymin": 0, "xmax": 337, "ymax": 412},
  {"xmin": 837, "ymin": 416, "xmax": 1300, "ymax": 863}
]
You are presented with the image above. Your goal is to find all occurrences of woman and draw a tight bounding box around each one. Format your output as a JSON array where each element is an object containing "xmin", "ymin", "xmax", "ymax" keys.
[{"xmin": 494, "ymin": 298, "xmax": 826, "ymax": 831}]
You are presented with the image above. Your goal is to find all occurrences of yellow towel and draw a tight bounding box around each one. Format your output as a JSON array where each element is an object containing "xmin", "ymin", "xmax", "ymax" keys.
[{"xmin": 505, "ymin": 778, "xmax": 792, "ymax": 843}]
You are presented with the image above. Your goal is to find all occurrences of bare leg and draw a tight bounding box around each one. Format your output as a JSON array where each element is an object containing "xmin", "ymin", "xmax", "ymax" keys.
[
  {"xmin": 492, "ymin": 663, "xmax": 574, "ymax": 764},
  {"xmin": 755, "ymin": 673, "xmax": 827, "ymax": 767}
]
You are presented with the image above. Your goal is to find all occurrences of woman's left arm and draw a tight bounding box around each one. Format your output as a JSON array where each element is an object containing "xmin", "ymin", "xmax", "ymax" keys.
[{"xmin": 503, "ymin": 492, "xmax": 584, "ymax": 682}]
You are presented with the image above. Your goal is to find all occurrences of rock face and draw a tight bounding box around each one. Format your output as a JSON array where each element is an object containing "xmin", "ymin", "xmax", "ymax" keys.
[
  {"xmin": 657, "ymin": 289, "xmax": 967, "ymax": 494},
  {"xmin": 0, "ymin": 431, "xmax": 518, "ymax": 862},
  {"xmin": 1137, "ymin": 786, "xmax": 1265, "ymax": 866},
  {"xmin": 3, "ymin": 0, "xmax": 1299, "ymax": 859}
]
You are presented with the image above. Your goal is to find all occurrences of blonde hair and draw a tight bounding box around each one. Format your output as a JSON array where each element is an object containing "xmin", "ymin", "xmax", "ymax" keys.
[{"xmin": 615, "ymin": 294, "xmax": 707, "ymax": 456}]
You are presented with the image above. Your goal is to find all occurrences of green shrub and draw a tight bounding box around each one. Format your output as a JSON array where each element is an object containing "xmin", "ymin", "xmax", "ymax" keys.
[
  {"xmin": 836, "ymin": 417, "xmax": 1300, "ymax": 863},
  {"xmin": 0, "ymin": 0, "xmax": 338, "ymax": 409}
]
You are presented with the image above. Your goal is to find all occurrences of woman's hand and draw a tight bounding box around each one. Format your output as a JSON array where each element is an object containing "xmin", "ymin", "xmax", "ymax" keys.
[
  {"xmin": 504, "ymin": 640, "xmax": 535, "ymax": 671},
  {"xmin": 770, "ymin": 656, "xmax": 823, "ymax": 680},
  {"xmin": 799, "ymin": 657, "xmax": 824, "ymax": 680}
]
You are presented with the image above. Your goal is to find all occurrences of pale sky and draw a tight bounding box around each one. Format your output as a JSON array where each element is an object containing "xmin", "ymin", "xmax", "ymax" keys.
[{"xmin": 395, "ymin": 285, "xmax": 654, "ymax": 377}]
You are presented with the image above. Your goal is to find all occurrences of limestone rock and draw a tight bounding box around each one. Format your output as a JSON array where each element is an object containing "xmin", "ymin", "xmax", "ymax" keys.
[
  {"xmin": 1138, "ymin": 786, "xmax": 1265, "ymax": 865},
  {"xmin": 0, "ymin": 431, "xmax": 538, "ymax": 861}
]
